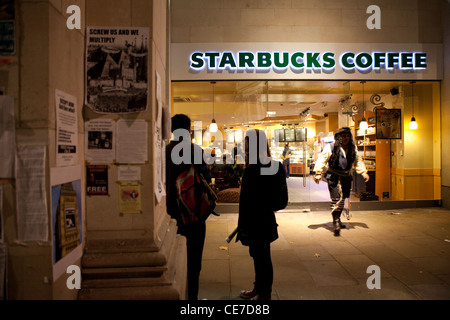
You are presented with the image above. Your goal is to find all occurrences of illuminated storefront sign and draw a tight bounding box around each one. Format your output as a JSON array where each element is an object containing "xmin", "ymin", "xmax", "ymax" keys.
[
  {"xmin": 171, "ymin": 43, "xmax": 442, "ymax": 80},
  {"xmin": 190, "ymin": 51, "xmax": 428, "ymax": 73}
]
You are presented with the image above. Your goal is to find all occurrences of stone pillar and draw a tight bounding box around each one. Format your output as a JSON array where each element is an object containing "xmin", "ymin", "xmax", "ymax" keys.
[
  {"xmin": 3, "ymin": 0, "xmax": 85, "ymax": 299},
  {"xmin": 441, "ymin": 0, "xmax": 450, "ymax": 209},
  {"xmin": 78, "ymin": 0, "xmax": 186, "ymax": 300}
]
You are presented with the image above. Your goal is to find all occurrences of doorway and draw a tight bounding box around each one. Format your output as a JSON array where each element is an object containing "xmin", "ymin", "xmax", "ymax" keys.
[{"xmin": 171, "ymin": 80, "xmax": 439, "ymax": 208}]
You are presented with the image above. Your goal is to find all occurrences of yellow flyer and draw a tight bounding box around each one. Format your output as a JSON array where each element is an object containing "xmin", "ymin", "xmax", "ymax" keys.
[{"xmin": 119, "ymin": 181, "xmax": 141, "ymax": 214}]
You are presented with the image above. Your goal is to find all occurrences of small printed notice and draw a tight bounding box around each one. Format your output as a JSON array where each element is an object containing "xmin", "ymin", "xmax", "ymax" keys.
[
  {"xmin": 15, "ymin": 145, "xmax": 48, "ymax": 242},
  {"xmin": 154, "ymin": 100, "xmax": 165, "ymax": 203},
  {"xmin": 55, "ymin": 89, "xmax": 78, "ymax": 167},
  {"xmin": 119, "ymin": 181, "xmax": 141, "ymax": 214},
  {"xmin": 86, "ymin": 165, "xmax": 108, "ymax": 196},
  {"xmin": 85, "ymin": 119, "xmax": 115, "ymax": 164},
  {"xmin": 116, "ymin": 119, "xmax": 148, "ymax": 164},
  {"xmin": 118, "ymin": 166, "xmax": 141, "ymax": 181}
]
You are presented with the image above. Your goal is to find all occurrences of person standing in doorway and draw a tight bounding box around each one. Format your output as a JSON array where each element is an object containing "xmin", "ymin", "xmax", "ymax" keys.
[
  {"xmin": 237, "ymin": 129, "xmax": 288, "ymax": 300},
  {"xmin": 165, "ymin": 114, "xmax": 210, "ymax": 300},
  {"xmin": 282, "ymin": 142, "xmax": 291, "ymax": 178},
  {"xmin": 313, "ymin": 127, "xmax": 369, "ymax": 236}
]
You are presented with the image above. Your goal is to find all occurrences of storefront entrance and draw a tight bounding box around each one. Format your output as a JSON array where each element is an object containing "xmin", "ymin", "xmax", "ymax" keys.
[{"xmin": 171, "ymin": 80, "xmax": 441, "ymax": 210}]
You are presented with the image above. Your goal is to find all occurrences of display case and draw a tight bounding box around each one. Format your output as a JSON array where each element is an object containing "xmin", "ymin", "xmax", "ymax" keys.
[{"xmin": 270, "ymin": 143, "xmax": 309, "ymax": 176}]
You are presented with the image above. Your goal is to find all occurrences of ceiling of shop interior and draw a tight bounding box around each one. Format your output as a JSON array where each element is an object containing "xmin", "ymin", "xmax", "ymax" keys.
[{"xmin": 172, "ymin": 80, "xmax": 412, "ymax": 128}]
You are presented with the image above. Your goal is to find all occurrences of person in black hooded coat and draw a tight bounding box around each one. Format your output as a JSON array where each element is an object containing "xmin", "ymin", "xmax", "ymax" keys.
[
  {"xmin": 313, "ymin": 127, "xmax": 369, "ymax": 236},
  {"xmin": 236, "ymin": 129, "xmax": 288, "ymax": 300}
]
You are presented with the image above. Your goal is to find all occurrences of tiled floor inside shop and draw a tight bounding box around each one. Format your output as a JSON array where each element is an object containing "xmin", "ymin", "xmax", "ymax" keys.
[
  {"xmin": 276, "ymin": 175, "xmax": 361, "ymax": 203},
  {"xmin": 198, "ymin": 207, "xmax": 450, "ymax": 300}
]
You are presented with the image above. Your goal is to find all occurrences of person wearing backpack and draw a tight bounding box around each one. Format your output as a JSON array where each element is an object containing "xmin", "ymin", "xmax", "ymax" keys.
[
  {"xmin": 313, "ymin": 127, "xmax": 369, "ymax": 236},
  {"xmin": 237, "ymin": 129, "xmax": 288, "ymax": 301},
  {"xmin": 165, "ymin": 114, "xmax": 211, "ymax": 300}
]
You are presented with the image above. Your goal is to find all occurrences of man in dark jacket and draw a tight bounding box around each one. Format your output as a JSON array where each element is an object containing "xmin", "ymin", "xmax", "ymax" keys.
[
  {"xmin": 282, "ymin": 142, "xmax": 291, "ymax": 178},
  {"xmin": 165, "ymin": 114, "xmax": 210, "ymax": 300}
]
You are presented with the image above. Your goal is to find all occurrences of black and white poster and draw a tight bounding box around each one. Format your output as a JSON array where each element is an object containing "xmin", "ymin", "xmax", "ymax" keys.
[
  {"xmin": 85, "ymin": 26, "xmax": 149, "ymax": 114},
  {"xmin": 55, "ymin": 89, "xmax": 78, "ymax": 167},
  {"xmin": 85, "ymin": 119, "xmax": 116, "ymax": 164}
]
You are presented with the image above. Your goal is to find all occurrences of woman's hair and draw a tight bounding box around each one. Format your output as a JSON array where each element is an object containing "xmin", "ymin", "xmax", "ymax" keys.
[
  {"xmin": 329, "ymin": 127, "xmax": 356, "ymax": 168},
  {"xmin": 244, "ymin": 129, "xmax": 271, "ymax": 166}
]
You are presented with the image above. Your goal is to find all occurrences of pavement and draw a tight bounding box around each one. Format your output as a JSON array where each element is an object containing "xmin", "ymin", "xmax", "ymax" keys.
[{"xmin": 198, "ymin": 207, "xmax": 450, "ymax": 300}]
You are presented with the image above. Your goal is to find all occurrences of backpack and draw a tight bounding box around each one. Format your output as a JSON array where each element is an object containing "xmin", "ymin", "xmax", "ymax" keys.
[{"xmin": 175, "ymin": 164, "xmax": 218, "ymax": 225}]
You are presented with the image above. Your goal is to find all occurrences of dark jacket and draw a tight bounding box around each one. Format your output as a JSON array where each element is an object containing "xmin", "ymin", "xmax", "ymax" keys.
[
  {"xmin": 237, "ymin": 160, "xmax": 287, "ymax": 245},
  {"xmin": 166, "ymin": 140, "xmax": 209, "ymax": 235}
]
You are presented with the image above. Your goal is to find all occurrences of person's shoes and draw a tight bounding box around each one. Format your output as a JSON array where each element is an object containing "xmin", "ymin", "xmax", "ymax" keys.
[
  {"xmin": 250, "ymin": 295, "xmax": 271, "ymax": 300},
  {"xmin": 240, "ymin": 289, "xmax": 258, "ymax": 299},
  {"xmin": 332, "ymin": 212, "xmax": 341, "ymax": 236},
  {"xmin": 334, "ymin": 227, "xmax": 340, "ymax": 236},
  {"xmin": 333, "ymin": 219, "xmax": 341, "ymax": 236}
]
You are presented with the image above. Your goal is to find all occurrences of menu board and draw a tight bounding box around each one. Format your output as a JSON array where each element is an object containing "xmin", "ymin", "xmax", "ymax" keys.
[
  {"xmin": 275, "ymin": 129, "xmax": 285, "ymax": 142},
  {"xmin": 285, "ymin": 128, "xmax": 295, "ymax": 142},
  {"xmin": 295, "ymin": 127, "xmax": 307, "ymax": 142}
]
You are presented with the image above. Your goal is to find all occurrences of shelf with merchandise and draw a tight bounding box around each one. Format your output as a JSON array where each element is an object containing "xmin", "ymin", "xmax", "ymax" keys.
[{"xmin": 352, "ymin": 110, "xmax": 390, "ymax": 200}]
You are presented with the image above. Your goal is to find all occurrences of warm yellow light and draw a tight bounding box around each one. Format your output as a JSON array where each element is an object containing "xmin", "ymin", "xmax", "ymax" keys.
[
  {"xmin": 210, "ymin": 119, "xmax": 218, "ymax": 132},
  {"xmin": 359, "ymin": 120, "xmax": 369, "ymax": 132},
  {"xmin": 409, "ymin": 117, "xmax": 418, "ymax": 130}
]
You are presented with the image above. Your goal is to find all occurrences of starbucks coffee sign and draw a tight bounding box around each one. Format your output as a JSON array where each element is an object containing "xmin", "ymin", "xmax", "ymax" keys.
[
  {"xmin": 171, "ymin": 43, "xmax": 443, "ymax": 81},
  {"xmin": 190, "ymin": 51, "xmax": 428, "ymax": 73}
]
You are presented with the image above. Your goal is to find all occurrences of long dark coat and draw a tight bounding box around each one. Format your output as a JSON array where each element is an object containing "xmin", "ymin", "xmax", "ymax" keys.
[{"xmin": 237, "ymin": 161, "xmax": 287, "ymax": 245}]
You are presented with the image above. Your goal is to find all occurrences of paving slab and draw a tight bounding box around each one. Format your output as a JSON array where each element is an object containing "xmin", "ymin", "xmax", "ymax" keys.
[{"xmin": 198, "ymin": 207, "xmax": 450, "ymax": 300}]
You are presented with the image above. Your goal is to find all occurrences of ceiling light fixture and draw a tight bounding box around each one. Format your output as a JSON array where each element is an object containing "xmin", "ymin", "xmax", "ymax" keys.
[
  {"xmin": 359, "ymin": 81, "xmax": 368, "ymax": 132},
  {"xmin": 409, "ymin": 81, "xmax": 418, "ymax": 130},
  {"xmin": 265, "ymin": 81, "xmax": 277, "ymax": 117},
  {"xmin": 299, "ymin": 107, "xmax": 310, "ymax": 121},
  {"xmin": 209, "ymin": 81, "xmax": 218, "ymax": 132}
]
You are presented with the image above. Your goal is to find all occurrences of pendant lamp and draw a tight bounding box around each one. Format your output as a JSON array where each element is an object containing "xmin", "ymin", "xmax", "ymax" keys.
[
  {"xmin": 409, "ymin": 81, "xmax": 418, "ymax": 130},
  {"xmin": 210, "ymin": 81, "xmax": 218, "ymax": 132},
  {"xmin": 359, "ymin": 81, "xmax": 369, "ymax": 132},
  {"xmin": 265, "ymin": 81, "xmax": 276, "ymax": 117}
]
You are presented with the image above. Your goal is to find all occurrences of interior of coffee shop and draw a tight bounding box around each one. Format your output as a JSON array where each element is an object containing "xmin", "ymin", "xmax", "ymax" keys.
[{"xmin": 171, "ymin": 80, "xmax": 440, "ymax": 206}]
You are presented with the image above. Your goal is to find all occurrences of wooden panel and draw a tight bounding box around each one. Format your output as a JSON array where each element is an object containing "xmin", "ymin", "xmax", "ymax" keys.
[
  {"xmin": 290, "ymin": 163, "xmax": 305, "ymax": 175},
  {"xmin": 375, "ymin": 139, "xmax": 391, "ymax": 199}
]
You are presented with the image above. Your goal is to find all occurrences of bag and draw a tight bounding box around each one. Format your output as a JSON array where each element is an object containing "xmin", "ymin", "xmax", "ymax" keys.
[
  {"xmin": 360, "ymin": 192, "xmax": 379, "ymax": 201},
  {"xmin": 175, "ymin": 164, "xmax": 218, "ymax": 225},
  {"xmin": 271, "ymin": 161, "xmax": 288, "ymax": 211}
]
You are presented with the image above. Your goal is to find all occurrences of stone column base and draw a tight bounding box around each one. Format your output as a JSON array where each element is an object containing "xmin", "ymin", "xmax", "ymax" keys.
[{"xmin": 78, "ymin": 218, "xmax": 186, "ymax": 300}]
